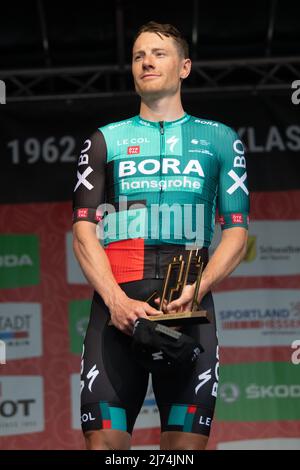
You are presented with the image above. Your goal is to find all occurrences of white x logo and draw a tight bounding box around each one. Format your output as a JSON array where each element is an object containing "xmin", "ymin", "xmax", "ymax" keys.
[
  {"xmin": 227, "ymin": 170, "xmax": 248, "ymax": 195},
  {"xmin": 74, "ymin": 166, "xmax": 94, "ymax": 192}
]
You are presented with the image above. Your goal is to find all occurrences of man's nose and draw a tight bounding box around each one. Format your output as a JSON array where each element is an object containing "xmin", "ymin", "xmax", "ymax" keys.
[{"xmin": 142, "ymin": 55, "xmax": 155, "ymax": 69}]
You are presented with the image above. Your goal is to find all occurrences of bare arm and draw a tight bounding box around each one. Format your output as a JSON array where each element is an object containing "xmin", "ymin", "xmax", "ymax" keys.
[
  {"xmin": 163, "ymin": 125, "xmax": 250, "ymax": 312},
  {"xmin": 73, "ymin": 221, "xmax": 160, "ymax": 334},
  {"xmin": 195, "ymin": 227, "xmax": 248, "ymax": 300},
  {"xmin": 72, "ymin": 131, "xmax": 160, "ymax": 334},
  {"xmin": 164, "ymin": 227, "xmax": 248, "ymax": 311},
  {"xmin": 73, "ymin": 221, "xmax": 125, "ymax": 307}
]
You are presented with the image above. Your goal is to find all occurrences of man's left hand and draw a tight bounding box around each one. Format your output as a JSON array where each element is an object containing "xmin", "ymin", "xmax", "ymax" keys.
[{"xmin": 154, "ymin": 284, "xmax": 199, "ymax": 313}]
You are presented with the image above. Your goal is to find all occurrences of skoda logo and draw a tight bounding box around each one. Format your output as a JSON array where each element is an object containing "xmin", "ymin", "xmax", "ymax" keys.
[{"xmin": 219, "ymin": 383, "xmax": 240, "ymax": 403}]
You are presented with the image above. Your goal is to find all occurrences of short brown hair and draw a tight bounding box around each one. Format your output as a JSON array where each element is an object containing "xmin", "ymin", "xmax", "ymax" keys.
[{"xmin": 133, "ymin": 21, "xmax": 189, "ymax": 59}]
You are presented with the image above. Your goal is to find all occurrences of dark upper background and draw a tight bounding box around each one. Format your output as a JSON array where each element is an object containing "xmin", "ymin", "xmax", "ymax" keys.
[
  {"xmin": 0, "ymin": 0, "xmax": 299, "ymax": 203},
  {"xmin": 1, "ymin": 0, "xmax": 299, "ymax": 69}
]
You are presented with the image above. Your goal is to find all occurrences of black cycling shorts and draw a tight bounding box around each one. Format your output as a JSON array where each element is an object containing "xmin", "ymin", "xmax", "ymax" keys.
[{"xmin": 80, "ymin": 278, "xmax": 219, "ymax": 437}]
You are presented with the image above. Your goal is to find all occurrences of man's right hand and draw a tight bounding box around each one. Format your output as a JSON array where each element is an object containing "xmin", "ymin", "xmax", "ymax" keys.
[{"xmin": 109, "ymin": 294, "xmax": 162, "ymax": 335}]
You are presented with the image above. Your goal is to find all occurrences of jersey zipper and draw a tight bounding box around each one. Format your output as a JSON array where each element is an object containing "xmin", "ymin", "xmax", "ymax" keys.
[{"xmin": 155, "ymin": 121, "xmax": 165, "ymax": 279}]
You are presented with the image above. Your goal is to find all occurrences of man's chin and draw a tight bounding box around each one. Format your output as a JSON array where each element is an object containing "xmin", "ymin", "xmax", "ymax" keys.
[{"xmin": 136, "ymin": 86, "xmax": 167, "ymax": 101}]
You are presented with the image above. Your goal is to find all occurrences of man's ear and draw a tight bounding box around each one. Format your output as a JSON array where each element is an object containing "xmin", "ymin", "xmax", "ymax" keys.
[{"xmin": 180, "ymin": 58, "xmax": 192, "ymax": 80}]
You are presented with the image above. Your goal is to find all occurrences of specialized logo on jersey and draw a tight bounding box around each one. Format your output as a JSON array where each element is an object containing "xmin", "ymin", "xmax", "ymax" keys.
[
  {"xmin": 195, "ymin": 368, "xmax": 212, "ymax": 395},
  {"xmin": 80, "ymin": 344, "xmax": 100, "ymax": 393},
  {"xmin": 227, "ymin": 139, "xmax": 249, "ymax": 195},
  {"xmin": 74, "ymin": 139, "xmax": 94, "ymax": 192},
  {"xmin": 86, "ymin": 365, "xmax": 100, "ymax": 392},
  {"xmin": 152, "ymin": 351, "xmax": 164, "ymax": 361},
  {"xmin": 166, "ymin": 136, "xmax": 179, "ymax": 153}
]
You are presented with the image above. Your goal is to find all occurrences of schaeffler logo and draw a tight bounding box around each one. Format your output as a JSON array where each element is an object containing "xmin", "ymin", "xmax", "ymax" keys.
[
  {"xmin": 291, "ymin": 80, "xmax": 300, "ymax": 105},
  {"xmin": 0, "ymin": 340, "xmax": 6, "ymax": 364},
  {"xmin": 0, "ymin": 80, "xmax": 6, "ymax": 104},
  {"xmin": 219, "ymin": 383, "xmax": 240, "ymax": 403}
]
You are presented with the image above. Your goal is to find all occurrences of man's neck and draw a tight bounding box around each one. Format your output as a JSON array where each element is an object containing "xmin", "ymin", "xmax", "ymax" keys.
[{"xmin": 139, "ymin": 95, "xmax": 185, "ymax": 122}]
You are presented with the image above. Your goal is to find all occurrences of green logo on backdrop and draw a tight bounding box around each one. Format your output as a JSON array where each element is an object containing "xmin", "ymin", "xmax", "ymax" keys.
[
  {"xmin": 69, "ymin": 299, "xmax": 91, "ymax": 354},
  {"xmin": 216, "ymin": 362, "xmax": 300, "ymax": 421},
  {"xmin": 0, "ymin": 234, "xmax": 40, "ymax": 288}
]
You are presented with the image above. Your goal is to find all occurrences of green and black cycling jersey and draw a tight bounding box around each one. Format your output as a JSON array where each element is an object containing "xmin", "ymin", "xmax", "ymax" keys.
[
  {"xmin": 73, "ymin": 113, "xmax": 249, "ymax": 282},
  {"xmin": 74, "ymin": 113, "xmax": 248, "ymax": 436}
]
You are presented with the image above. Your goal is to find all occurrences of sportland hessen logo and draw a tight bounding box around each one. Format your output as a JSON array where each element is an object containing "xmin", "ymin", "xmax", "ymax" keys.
[{"xmin": 213, "ymin": 289, "xmax": 300, "ymax": 348}]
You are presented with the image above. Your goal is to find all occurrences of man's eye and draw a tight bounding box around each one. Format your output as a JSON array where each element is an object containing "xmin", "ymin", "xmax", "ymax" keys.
[
  {"xmin": 157, "ymin": 52, "xmax": 165, "ymax": 57},
  {"xmin": 134, "ymin": 55, "xmax": 141, "ymax": 61}
]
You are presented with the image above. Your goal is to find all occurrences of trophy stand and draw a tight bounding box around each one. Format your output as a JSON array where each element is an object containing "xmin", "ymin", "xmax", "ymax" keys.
[{"xmin": 146, "ymin": 249, "xmax": 211, "ymax": 326}]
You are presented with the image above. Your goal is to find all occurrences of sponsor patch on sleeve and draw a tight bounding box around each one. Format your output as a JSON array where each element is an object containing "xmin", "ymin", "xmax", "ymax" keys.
[
  {"xmin": 231, "ymin": 213, "xmax": 244, "ymax": 224},
  {"xmin": 77, "ymin": 208, "xmax": 89, "ymax": 218}
]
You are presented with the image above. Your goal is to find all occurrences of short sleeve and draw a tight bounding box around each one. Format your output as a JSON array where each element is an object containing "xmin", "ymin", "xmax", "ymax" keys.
[
  {"xmin": 217, "ymin": 126, "xmax": 250, "ymax": 230},
  {"xmin": 72, "ymin": 130, "xmax": 107, "ymax": 224}
]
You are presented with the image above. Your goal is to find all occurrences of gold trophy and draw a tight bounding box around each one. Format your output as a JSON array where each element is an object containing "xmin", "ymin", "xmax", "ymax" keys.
[{"xmin": 146, "ymin": 249, "xmax": 211, "ymax": 326}]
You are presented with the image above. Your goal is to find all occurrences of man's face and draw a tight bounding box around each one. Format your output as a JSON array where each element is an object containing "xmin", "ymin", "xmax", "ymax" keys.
[{"xmin": 132, "ymin": 32, "xmax": 189, "ymax": 100}]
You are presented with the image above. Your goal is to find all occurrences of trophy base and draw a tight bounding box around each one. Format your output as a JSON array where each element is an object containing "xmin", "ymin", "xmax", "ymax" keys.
[{"xmin": 148, "ymin": 309, "xmax": 211, "ymax": 326}]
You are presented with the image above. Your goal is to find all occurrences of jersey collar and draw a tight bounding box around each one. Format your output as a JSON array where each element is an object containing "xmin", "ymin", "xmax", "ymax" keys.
[{"xmin": 135, "ymin": 113, "xmax": 190, "ymax": 128}]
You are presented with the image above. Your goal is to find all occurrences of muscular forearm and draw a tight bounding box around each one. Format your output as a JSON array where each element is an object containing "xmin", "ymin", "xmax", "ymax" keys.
[
  {"xmin": 198, "ymin": 228, "xmax": 248, "ymax": 299},
  {"xmin": 73, "ymin": 228, "xmax": 126, "ymax": 308}
]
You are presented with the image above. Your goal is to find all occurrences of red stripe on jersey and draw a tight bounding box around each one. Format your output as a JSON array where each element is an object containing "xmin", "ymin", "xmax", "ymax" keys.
[
  {"xmin": 102, "ymin": 420, "xmax": 112, "ymax": 429},
  {"xmin": 105, "ymin": 239, "xmax": 145, "ymax": 283},
  {"xmin": 187, "ymin": 406, "xmax": 197, "ymax": 414}
]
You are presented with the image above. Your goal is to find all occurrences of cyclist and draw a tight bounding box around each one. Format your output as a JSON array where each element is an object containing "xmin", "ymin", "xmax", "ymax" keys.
[{"xmin": 72, "ymin": 21, "xmax": 249, "ymax": 450}]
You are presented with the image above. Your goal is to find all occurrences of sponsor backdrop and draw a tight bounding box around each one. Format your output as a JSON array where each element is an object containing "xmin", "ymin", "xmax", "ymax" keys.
[{"xmin": 0, "ymin": 93, "xmax": 300, "ymax": 449}]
